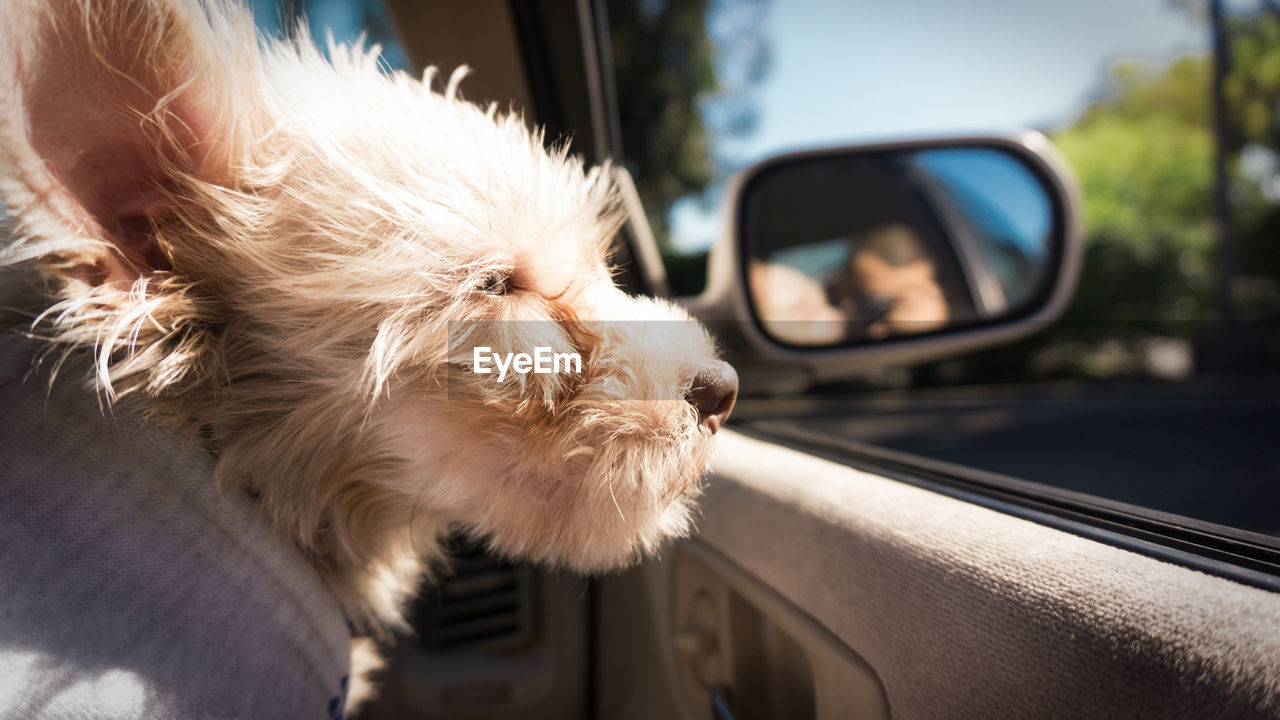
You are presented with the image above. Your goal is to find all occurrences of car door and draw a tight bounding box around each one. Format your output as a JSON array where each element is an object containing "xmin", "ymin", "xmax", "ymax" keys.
[
  {"xmin": 592, "ymin": 133, "xmax": 1280, "ymax": 720},
  {"xmin": 596, "ymin": 429, "xmax": 1280, "ymax": 719},
  {"xmin": 587, "ymin": 2, "xmax": 1280, "ymax": 719}
]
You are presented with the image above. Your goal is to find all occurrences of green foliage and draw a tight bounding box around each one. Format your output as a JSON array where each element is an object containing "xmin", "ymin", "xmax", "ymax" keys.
[
  {"xmin": 608, "ymin": 0, "xmax": 719, "ymax": 248},
  {"xmin": 914, "ymin": 54, "xmax": 1224, "ymax": 385},
  {"xmin": 1052, "ymin": 61, "xmax": 1217, "ymax": 330},
  {"xmin": 1226, "ymin": 11, "xmax": 1280, "ymax": 149},
  {"xmin": 607, "ymin": 0, "xmax": 770, "ymax": 263},
  {"xmin": 1051, "ymin": 58, "xmax": 1217, "ymax": 335},
  {"xmin": 918, "ymin": 15, "xmax": 1280, "ymax": 386},
  {"xmin": 1227, "ymin": 9, "xmax": 1280, "ymax": 309},
  {"xmin": 1057, "ymin": 114, "xmax": 1213, "ymax": 259},
  {"xmin": 604, "ymin": 0, "xmax": 1273, "ymax": 383}
]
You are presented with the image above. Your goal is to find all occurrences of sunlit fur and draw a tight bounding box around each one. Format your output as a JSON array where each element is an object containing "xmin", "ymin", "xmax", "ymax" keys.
[{"xmin": 0, "ymin": 0, "xmax": 723, "ymax": 707}]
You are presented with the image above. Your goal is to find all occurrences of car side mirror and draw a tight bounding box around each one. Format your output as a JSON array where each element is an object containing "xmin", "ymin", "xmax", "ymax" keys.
[{"xmin": 683, "ymin": 133, "xmax": 1083, "ymax": 394}]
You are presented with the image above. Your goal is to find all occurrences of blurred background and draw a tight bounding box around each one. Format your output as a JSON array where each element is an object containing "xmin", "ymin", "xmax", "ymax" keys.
[
  {"xmin": 608, "ymin": 0, "xmax": 1279, "ymax": 382},
  {"xmin": 245, "ymin": 0, "xmax": 1280, "ymax": 383},
  {"xmin": 606, "ymin": 0, "xmax": 1280, "ymax": 537},
  {"xmin": 239, "ymin": 0, "xmax": 1280, "ymax": 535}
]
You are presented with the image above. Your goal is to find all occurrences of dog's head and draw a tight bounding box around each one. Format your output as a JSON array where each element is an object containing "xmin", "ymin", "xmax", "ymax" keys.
[{"xmin": 0, "ymin": 0, "xmax": 735, "ymax": 581}]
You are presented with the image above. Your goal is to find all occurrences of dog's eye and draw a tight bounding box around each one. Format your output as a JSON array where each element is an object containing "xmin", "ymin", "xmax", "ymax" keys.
[{"xmin": 478, "ymin": 271, "xmax": 510, "ymax": 295}]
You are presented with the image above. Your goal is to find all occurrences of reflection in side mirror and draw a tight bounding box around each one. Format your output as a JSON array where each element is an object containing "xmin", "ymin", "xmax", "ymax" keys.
[{"xmin": 742, "ymin": 145, "xmax": 1057, "ymax": 347}]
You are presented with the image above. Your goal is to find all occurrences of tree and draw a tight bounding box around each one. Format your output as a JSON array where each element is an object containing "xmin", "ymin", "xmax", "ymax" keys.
[
  {"xmin": 1226, "ymin": 10, "xmax": 1280, "ymax": 151},
  {"xmin": 916, "ymin": 11, "xmax": 1280, "ymax": 387},
  {"xmin": 605, "ymin": 0, "xmax": 769, "ymax": 256},
  {"xmin": 913, "ymin": 55, "xmax": 1222, "ymax": 386},
  {"xmin": 1225, "ymin": 9, "xmax": 1280, "ymax": 318},
  {"xmin": 1051, "ymin": 57, "xmax": 1217, "ymax": 332}
]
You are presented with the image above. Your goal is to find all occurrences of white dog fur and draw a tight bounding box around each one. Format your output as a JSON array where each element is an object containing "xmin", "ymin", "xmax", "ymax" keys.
[{"xmin": 0, "ymin": 0, "xmax": 734, "ymax": 708}]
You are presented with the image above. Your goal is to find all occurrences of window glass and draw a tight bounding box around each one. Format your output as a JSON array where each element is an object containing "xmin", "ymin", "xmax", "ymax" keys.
[{"xmin": 607, "ymin": 0, "xmax": 1280, "ymax": 539}]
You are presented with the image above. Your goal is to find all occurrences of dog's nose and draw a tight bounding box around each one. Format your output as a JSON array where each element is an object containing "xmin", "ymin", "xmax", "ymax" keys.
[{"xmin": 686, "ymin": 361, "xmax": 738, "ymax": 433}]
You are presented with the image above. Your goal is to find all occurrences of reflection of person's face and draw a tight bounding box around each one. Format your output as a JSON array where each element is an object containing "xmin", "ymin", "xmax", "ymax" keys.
[
  {"xmin": 842, "ymin": 224, "xmax": 949, "ymax": 340},
  {"xmin": 748, "ymin": 223, "xmax": 952, "ymax": 345},
  {"xmin": 851, "ymin": 252, "xmax": 948, "ymax": 339}
]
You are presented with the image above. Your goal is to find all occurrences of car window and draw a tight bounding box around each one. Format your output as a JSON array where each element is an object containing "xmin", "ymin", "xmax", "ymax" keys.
[{"xmin": 606, "ymin": 0, "xmax": 1280, "ymax": 541}]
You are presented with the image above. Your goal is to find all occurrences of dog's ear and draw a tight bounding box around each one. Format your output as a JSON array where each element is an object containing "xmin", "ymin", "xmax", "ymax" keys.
[{"xmin": 0, "ymin": 0, "xmax": 238, "ymax": 285}]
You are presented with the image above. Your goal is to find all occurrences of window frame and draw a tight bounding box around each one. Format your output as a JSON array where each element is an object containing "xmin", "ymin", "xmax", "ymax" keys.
[{"xmin": 735, "ymin": 420, "xmax": 1280, "ymax": 592}]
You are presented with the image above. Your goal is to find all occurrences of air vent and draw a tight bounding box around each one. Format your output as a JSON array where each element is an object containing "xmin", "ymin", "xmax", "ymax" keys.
[{"xmin": 412, "ymin": 537, "xmax": 537, "ymax": 652}]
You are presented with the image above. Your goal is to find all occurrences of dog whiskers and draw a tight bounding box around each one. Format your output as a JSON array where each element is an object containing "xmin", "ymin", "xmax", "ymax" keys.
[
  {"xmin": 407, "ymin": 480, "xmax": 430, "ymax": 557},
  {"xmin": 609, "ymin": 479, "xmax": 625, "ymax": 522}
]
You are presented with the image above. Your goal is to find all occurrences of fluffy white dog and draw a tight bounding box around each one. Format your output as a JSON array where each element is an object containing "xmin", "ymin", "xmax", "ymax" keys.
[{"xmin": 0, "ymin": 0, "xmax": 736, "ymax": 710}]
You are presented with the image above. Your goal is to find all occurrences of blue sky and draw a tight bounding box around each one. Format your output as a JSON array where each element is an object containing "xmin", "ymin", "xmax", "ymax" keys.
[
  {"xmin": 250, "ymin": 0, "xmax": 1217, "ymax": 256},
  {"xmin": 670, "ymin": 0, "xmax": 1211, "ymax": 253}
]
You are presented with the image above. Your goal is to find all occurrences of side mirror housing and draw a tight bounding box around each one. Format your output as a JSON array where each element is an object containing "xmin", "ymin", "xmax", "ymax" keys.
[{"xmin": 683, "ymin": 132, "xmax": 1083, "ymax": 394}]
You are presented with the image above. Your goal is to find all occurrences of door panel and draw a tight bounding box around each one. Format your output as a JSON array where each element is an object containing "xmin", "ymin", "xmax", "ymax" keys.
[
  {"xmin": 366, "ymin": 549, "xmax": 589, "ymax": 720},
  {"xmin": 600, "ymin": 430, "xmax": 1280, "ymax": 719},
  {"xmin": 670, "ymin": 544, "xmax": 889, "ymax": 720}
]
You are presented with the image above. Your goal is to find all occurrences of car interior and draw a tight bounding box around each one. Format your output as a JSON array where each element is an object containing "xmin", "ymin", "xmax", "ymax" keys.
[{"xmin": 239, "ymin": 1, "xmax": 1280, "ymax": 718}]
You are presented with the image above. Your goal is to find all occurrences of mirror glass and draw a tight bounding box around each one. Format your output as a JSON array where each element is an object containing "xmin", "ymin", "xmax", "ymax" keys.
[{"xmin": 742, "ymin": 146, "xmax": 1056, "ymax": 347}]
